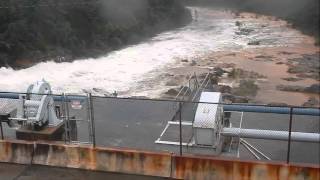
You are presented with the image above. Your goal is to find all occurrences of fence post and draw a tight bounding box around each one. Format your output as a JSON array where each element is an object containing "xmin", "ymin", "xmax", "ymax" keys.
[
  {"xmin": 286, "ymin": 107, "xmax": 293, "ymax": 164},
  {"xmin": 62, "ymin": 93, "xmax": 68, "ymax": 144},
  {"xmin": 179, "ymin": 102, "xmax": 182, "ymax": 156},
  {"xmin": 0, "ymin": 120, "xmax": 3, "ymax": 140},
  {"xmin": 86, "ymin": 94, "xmax": 93, "ymax": 145},
  {"xmin": 63, "ymin": 93, "xmax": 72, "ymax": 144},
  {"xmin": 88, "ymin": 93, "xmax": 96, "ymax": 148}
]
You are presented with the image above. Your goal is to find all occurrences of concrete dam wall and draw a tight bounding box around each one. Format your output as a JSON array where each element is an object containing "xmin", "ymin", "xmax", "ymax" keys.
[{"xmin": 1, "ymin": 139, "xmax": 319, "ymax": 179}]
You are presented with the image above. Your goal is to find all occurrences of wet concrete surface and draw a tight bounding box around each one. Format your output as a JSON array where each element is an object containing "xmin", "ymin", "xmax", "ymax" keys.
[{"xmin": 0, "ymin": 163, "xmax": 172, "ymax": 180}]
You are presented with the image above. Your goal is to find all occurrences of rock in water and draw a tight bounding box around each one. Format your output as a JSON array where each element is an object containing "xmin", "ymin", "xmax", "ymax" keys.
[
  {"xmin": 304, "ymin": 84, "xmax": 320, "ymax": 94},
  {"xmin": 302, "ymin": 97, "xmax": 319, "ymax": 107},
  {"xmin": 248, "ymin": 40, "xmax": 260, "ymax": 45},
  {"xmin": 164, "ymin": 88, "xmax": 179, "ymax": 96}
]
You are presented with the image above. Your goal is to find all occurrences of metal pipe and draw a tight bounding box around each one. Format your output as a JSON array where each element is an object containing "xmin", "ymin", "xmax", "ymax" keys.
[
  {"xmin": 1, "ymin": 93, "xmax": 319, "ymax": 116},
  {"xmin": 223, "ymin": 105, "xmax": 320, "ymax": 116},
  {"xmin": 0, "ymin": 93, "xmax": 85, "ymax": 102},
  {"xmin": 222, "ymin": 128, "xmax": 320, "ymax": 143}
]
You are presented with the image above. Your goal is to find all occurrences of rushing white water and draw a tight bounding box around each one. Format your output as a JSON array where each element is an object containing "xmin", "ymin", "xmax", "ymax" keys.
[{"xmin": 0, "ymin": 7, "xmax": 303, "ymax": 96}]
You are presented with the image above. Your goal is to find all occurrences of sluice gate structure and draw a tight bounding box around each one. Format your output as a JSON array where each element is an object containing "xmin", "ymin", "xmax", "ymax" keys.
[{"xmin": 0, "ymin": 79, "xmax": 320, "ymax": 179}]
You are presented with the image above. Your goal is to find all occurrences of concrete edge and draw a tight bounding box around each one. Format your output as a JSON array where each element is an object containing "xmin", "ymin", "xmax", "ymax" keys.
[{"xmin": 1, "ymin": 140, "xmax": 319, "ymax": 179}]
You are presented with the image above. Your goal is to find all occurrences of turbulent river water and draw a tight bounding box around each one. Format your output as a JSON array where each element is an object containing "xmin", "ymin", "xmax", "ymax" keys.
[{"xmin": 0, "ymin": 7, "xmax": 305, "ymax": 96}]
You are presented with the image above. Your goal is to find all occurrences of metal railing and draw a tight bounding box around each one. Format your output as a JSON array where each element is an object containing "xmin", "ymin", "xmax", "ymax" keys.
[
  {"xmin": 175, "ymin": 72, "xmax": 199, "ymax": 101},
  {"xmin": 191, "ymin": 72, "xmax": 211, "ymax": 101},
  {"xmin": 0, "ymin": 91, "xmax": 319, "ymax": 165}
]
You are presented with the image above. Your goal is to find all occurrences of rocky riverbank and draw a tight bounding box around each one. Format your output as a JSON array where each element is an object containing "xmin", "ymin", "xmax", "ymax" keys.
[
  {"xmin": 187, "ymin": 0, "xmax": 320, "ymax": 46},
  {"xmin": 160, "ymin": 53, "xmax": 319, "ymax": 107},
  {"xmin": 156, "ymin": 12, "xmax": 319, "ymax": 107}
]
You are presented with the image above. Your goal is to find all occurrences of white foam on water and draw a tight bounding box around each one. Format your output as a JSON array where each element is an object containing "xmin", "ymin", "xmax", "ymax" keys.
[{"xmin": 0, "ymin": 7, "xmax": 302, "ymax": 96}]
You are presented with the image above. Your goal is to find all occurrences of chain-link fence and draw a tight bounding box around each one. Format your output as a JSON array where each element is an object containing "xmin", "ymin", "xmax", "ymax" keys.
[
  {"xmin": 290, "ymin": 114, "xmax": 320, "ymax": 164},
  {"xmin": 0, "ymin": 92, "xmax": 319, "ymax": 165},
  {"xmin": 91, "ymin": 96, "xmax": 180, "ymax": 153},
  {"xmin": 235, "ymin": 111, "xmax": 290, "ymax": 162}
]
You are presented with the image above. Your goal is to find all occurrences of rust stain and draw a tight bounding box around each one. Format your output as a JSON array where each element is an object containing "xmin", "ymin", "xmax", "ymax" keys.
[
  {"xmin": 288, "ymin": 166, "xmax": 320, "ymax": 180},
  {"xmin": 1, "ymin": 140, "xmax": 319, "ymax": 180},
  {"xmin": 0, "ymin": 140, "xmax": 34, "ymax": 164},
  {"xmin": 173, "ymin": 155, "xmax": 320, "ymax": 180},
  {"xmin": 79, "ymin": 147, "xmax": 97, "ymax": 170},
  {"xmin": 32, "ymin": 141, "xmax": 172, "ymax": 177},
  {"xmin": 174, "ymin": 155, "xmax": 234, "ymax": 180}
]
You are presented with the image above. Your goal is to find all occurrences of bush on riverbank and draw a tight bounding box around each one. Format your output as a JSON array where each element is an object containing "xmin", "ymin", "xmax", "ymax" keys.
[
  {"xmin": 0, "ymin": 0, "xmax": 191, "ymax": 68},
  {"xmin": 232, "ymin": 79, "xmax": 259, "ymax": 97}
]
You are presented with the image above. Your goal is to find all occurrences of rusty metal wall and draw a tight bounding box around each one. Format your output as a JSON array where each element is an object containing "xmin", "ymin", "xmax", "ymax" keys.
[
  {"xmin": 0, "ymin": 140, "xmax": 319, "ymax": 180},
  {"xmin": 173, "ymin": 155, "xmax": 320, "ymax": 180},
  {"xmin": 0, "ymin": 140, "xmax": 34, "ymax": 164},
  {"xmin": 32, "ymin": 141, "xmax": 172, "ymax": 177}
]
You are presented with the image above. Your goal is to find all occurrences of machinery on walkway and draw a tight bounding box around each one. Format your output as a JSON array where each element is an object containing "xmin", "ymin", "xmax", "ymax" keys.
[
  {"xmin": 10, "ymin": 79, "xmax": 62, "ymax": 129},
  {"xmin": 0, "ymin": 80, "xmax": 65, "ymax": 140}
]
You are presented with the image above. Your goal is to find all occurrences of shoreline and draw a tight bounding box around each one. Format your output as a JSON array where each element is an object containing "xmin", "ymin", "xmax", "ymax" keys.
[
  {"xmin": 1, "ymin": 9, "xmax": 318, "ymax": 108},
  {"xmin": 155, "ymin": 48, "xmax": 319, "ymax": 107},
  {"xmin": 153, "ymin": 13, "xmax": 319, "ymax": 107}
]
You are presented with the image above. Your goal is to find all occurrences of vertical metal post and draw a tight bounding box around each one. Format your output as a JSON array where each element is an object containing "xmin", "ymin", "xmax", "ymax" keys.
[
  {"xmin": 0, "ymin": 120, "xmax": 4, "ymax": 140},
  {"xmin": 88, "ymin": 93, "xmax": 96, "ymax": 147},
  {"xmin": 62, "ymin": 93, "xmax": 67, "ymax": 144},
  {"xmin": 86, "ymin": 94, "xmax": 93, "ymax": 145},
  {"xmin": 195, "ymin": 72, "xmax": 199, "ymax": 89},
  {"xmin": 66, "ymin": 95, "xmax": 71, "ymax": 143},
  {"xmin": 63, "ymin": 93, "xmax": 70, "ymax": 144},
  {"xmin": 286, "ymin": 107, "xmax": 293, "ymax": 164},
  {"xmin": 179, "ymin": 102, "xmax": 182, "ymax": 156}
]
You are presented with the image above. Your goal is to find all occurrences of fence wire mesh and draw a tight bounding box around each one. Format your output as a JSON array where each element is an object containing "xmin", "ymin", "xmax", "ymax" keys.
[
  {"xmin": 235, "ymin": 112, "xmax": 290, "ymax": 162},
  {"xmin": 290, "ymin": 114, "xmax": 320, "ymax": 164},
  {"xmin": 62, "ymin": 94, "xmax": 91, "ymax": 144},
  {"xmin": 92, "ymin": 96, "xmax": 179, "ymax": 153},
  {"xmin": 0, "ymin": 92, "xmax": 319, "ymax": 165}
]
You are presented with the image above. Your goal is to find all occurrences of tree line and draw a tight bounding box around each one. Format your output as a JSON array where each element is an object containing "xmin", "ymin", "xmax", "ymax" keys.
[{"xmin": 0, "ymin": 0, "xmax": 191, "ymax": 68}]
